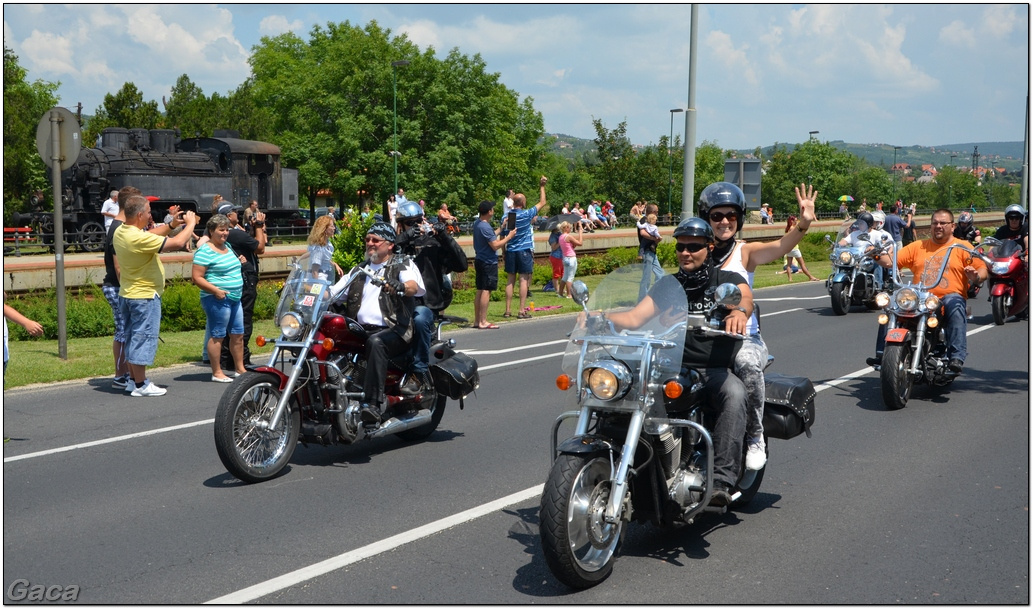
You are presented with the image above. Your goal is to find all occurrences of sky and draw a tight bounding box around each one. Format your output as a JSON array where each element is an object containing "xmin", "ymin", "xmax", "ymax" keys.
[{"xmin": 3, "ymin": 3, "xmax": 1029, "ymax": 150}]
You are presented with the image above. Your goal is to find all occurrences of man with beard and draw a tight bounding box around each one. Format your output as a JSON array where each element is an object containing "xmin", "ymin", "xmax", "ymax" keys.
[{"xmin": 603, "ymin": 218, "xmax": 752, "ymax": 507}]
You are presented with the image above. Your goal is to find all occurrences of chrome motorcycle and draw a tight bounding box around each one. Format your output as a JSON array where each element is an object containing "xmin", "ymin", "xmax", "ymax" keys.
[
  {"xmin": 873, "ymin": 242, "xmax": 992, "ymax": 410},
  {"xmin": 826, "ymin": 219, "xmax": 894, "ymax": 315},
  {"xmin": 538, "ymin": 265, "xmax": 814, "ymax": 589},
  {"xmin": 213, "ymin": 252, "xmax": 477, "ymax": 483}
]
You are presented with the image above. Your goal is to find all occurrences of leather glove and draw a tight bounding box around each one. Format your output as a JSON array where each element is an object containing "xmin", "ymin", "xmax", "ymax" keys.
[
  {"xmin": 385, "ymin": 278, "xmax": 406, "ymax": 295},
  {"xmin": 432, "ymin": 222, "xmax": 448, "ymax": 237}
]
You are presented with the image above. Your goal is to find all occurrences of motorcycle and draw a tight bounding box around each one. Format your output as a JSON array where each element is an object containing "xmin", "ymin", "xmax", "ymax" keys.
[
  {"xmin": 538, "ymin": 265, "xmax": 814, "ymax": 589},
  {"xmin": 213, "ymin": 252, "xmax": 479, "ymax": 483},
  {"xmin": 873, "ymin": 242, "xmax": 993, "ymax": 410},
  {"xmin": 825, "ymin": 219, "xmax": 895, "ymax": 315},
  {"xmin": 980, "ymin": 237, "xmax": 1028, "ymax": 325}
]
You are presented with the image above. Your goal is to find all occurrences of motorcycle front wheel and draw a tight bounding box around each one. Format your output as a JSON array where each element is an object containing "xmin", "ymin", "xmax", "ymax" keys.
[
  {"xmin": 214, "ymin": 372, "xmax": 300, "ymax": 483},
  {"xmin": 539, "ymin": 454, "xmax": 625, "ymax": 589},
  {"xmin": 991, "ymin": 294, "xmax": 1008, "ymax": 325},
  {"xmin": 830, "ymin": 282, "xmax": 850, "ymax": 316},
  {"xmin": 880, "ymin": 343, "xmax": 913, "ymax": 410}
]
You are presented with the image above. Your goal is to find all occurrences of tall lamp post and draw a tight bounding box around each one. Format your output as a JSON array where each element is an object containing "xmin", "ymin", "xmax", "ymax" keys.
[
  {"xmin": 391, "ymin": 60, "xmax": 410, "ymax": 200},
  {"xmin": 893, "ymin": 145, "xmax": 902, "ymax": 202},
  {"xmin": 668, "ymin": 108, "xmax": 684, "ymax": 219}
]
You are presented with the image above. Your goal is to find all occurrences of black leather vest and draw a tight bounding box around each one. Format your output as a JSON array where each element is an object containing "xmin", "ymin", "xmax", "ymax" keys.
[{"xmin": 343, "ymin": 256, "xmax": 414, "ymax": 341}]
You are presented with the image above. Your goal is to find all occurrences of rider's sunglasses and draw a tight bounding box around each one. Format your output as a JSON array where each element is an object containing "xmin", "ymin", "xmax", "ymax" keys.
[
  {"xmin": 365, "ymin": 236, "xmax": 386, "ymax": 244},
  {"xmin": 398, "ymin": 218, "xmax": 421, "ymax": 226},
  {"xmin": 675, "ymin": 242, "xmax": 708, "ymax": 253},
  {"xmin": 709, "ymin": 211, "xmax": 739, "ymax": 223}
]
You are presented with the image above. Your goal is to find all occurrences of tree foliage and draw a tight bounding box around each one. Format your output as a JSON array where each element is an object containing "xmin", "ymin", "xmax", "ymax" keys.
[
  {"xmin": 83, "ymin": 82, "xmax": 162, "ymax": 145},
  {"xmin": 3, "ymin": 47, "xmax": 59, "ymax": 220}
]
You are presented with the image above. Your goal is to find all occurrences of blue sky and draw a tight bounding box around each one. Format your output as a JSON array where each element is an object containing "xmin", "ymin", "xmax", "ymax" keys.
[{"xmin": 3, "ymin": 4, "xmax": 1029, "ymax": 150}]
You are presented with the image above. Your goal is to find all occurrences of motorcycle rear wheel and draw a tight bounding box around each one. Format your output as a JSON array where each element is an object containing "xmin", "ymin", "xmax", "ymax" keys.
[
  {"xmin": 214, "ymin": 372, "xmax": 300, "ymax": 483},
  {"xmin": 991, "ymin": 294, "xmax": 1008, "ymax": 326},
  {"xmin": 733, "ymin": 441, "xmax": 767, "ymax": 507},
  {"xmin": 540, "ymin": 454, "xmax": 625, "ymax": 589},
  {"xmin": 880, "ymin": 344, "xmax": 912, "ymax": 410},
  {"xmin": 395, "ymin": 390, "xmax": 447, "ymax": 442},
  {"xmin": 831, "ymin": 283, "xmax": 850, "ymax": 316}
]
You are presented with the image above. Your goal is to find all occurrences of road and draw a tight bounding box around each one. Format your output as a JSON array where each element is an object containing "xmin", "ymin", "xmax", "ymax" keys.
[{"xmin": 3, "ymin": 280, "xmax": 1028, "ymax": 603}]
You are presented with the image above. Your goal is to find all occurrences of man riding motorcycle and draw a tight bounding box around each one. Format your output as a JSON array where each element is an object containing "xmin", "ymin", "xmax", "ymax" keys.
[
  {"xmin": 867, "ymin": 209, "xmax": 988, "ymax": 373},
  {"xmin": 993, "ymin": 204, "xmax": 1028, "ymax": 252},
  {"xmin": 603, "ymin": 218, "xmax": 752, "ymax": 507},
  {"xmin": 953, "ymin": 211, "xmax": 981, "ymax": 246},
  {"xmin": 394, "ymin": 201, "xmax": 468, "ymax": 394},
  {"xmin": 331, "ymin": 222, "xmax": 426, "ymax": 423}
]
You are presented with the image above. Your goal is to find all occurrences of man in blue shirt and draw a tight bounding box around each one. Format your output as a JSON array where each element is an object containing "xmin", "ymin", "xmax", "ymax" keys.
[
  {"xmin": 472, "ymin": 200, "xmax": 516, "ymax": 329},
  {"xmin": 503, "ymin": 176, "xmax": 549, "ymax": 318}
]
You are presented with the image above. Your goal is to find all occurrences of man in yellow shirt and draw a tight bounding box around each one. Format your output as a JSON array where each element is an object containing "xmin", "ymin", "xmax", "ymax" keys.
[{"xmin": 112, "ymin": 195, "xmax": 197, "ymax": 396}]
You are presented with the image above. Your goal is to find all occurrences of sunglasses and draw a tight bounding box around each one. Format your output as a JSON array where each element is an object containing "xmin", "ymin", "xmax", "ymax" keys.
[
  {"xmin": 365, "ymin": 236, "xmax": 386, "ymax": 244},
  {"xmin": 930, "ymin": 221, "xmax": 953, "ymax": 227},
  {"xmin": 709, "ymin": 211, "xmax": 739, "ymax": 223},
  {"xmin": 675, "ymin": 242, "xmax": 708, "ymax": 253}
]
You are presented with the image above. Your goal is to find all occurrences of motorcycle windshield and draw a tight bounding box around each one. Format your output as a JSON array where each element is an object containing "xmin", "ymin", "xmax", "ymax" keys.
[
  {"xmin": 833, "ymin": 218, "xmax": 872, "ymax": 249},
  {"xmin": 562, "ymin": 264, "xmax": 686, "ymax": 410},
  {"xmin": 274, "ymin": 252, "xmax": 338, "ymax": 326}
]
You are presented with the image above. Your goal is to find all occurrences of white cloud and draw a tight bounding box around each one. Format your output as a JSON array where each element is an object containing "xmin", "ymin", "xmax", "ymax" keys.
[
  {"xmin": 19, "ymin": 30, "xmax": 78, "ymax": 76},
  {"xmin": 980, "ymin": 4, "xmax": 1018, "ymax": 37},
  {"xmin": 705, "ymin": 30, "xmax": 759, "ymax": 87},
  {"xmin": 259, "ymin": 15, "xmax": 304, "ymax": 36},
  {"xmin": 939, "ymin": 20, "xmax": 976, "ymax": 48}
]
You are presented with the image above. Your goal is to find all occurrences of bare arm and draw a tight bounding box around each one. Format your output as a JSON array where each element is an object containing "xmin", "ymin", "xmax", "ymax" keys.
[
  {"xmin": 191, "ymin": 264, "xmax": 227, "ymax": 299},
  {"xmin": 605, "ymin": 295, "xmax": 659, "ymax": 330},
  {"xmin": 722, "ymin": 281, "xmax": 754, "ymax": 335},
  {"xmin": 533, "ymin": 176, "xmax": 548, "ymax": 213},
  {"xmin": 3, "ymin": 303, "xmax": 43, "ymax": 336},
  {"xmin": 741, "ymin": 184, "xmax": 817, "ymax": 271},
  {"xmin": 488, "ymin": 229, "xmax": 516, "ymax": 252},
  {"xmin": 160, "ymin": 212, "xmax": 198, "ymax": 252}
]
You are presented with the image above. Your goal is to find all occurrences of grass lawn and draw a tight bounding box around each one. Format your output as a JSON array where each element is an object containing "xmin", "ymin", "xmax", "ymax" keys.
[{"xmin": 4, "ymin": 252, "xmax": 834, "ymax": 390}]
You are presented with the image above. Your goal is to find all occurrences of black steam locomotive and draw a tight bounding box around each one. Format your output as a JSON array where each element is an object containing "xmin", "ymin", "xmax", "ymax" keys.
[{"xmin": 16, "ymin": 128, "xmax": 300, "ymax": 252}]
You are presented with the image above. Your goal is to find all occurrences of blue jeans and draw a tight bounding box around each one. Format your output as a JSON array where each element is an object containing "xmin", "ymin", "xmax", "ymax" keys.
[
  {"xmin": 639, "ymin": 251, "xmax": 664, "ymax": 300},
  {"xmin": 875, "ymin": 293, "xmax": 968, "ymax": 362},
  {"xmin": 411, "ymin": 306, "xmax": 434, "ymax": 375}
]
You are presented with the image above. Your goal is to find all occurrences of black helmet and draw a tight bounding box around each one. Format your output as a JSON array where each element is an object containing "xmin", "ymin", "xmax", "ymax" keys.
[
  {"xmin": 698, "ymin": 182, "xmax": 746, "ymax": 232},
  {"xmin": 672, "ymin": 217, "xmax": 715, "ymax": 243},
  {"xmin": 856, "ymin": 211, "xmax": 874, "ymax": 229},
  {"xmin": 957, "ymin": 211, "xmax": 973, "ymax": 226},
  {"xmin": 396, "ymin": 201, "xmax": 424, "ymax": 225},
  {"xmin": 1004, "ymin": 204, "xmax": 1025, "ymax": 221}
]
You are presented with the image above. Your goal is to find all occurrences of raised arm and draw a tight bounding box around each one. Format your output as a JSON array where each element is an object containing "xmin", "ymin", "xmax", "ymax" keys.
[{"xmin": 741, "ymin": 183, "xmax": 816, "ymax": 271}]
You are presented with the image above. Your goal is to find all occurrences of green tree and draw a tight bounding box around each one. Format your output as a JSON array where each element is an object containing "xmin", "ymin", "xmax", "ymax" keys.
[
  {"xmin": 591, "ymin": 119, "xmax": 637, "ymax": 209},
  {"xmin": 3, "ymin": 47, "xmax": 59, "ymax": 220},
  {"xmin": 83, "ymin": 82, "xmax": 162, "ymax": 145}
]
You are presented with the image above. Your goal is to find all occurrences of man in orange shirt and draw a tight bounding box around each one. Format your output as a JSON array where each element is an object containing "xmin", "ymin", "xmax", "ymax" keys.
[{"xmin": 868, "ymin": 208, "xmax": 987, "ymax": 373}]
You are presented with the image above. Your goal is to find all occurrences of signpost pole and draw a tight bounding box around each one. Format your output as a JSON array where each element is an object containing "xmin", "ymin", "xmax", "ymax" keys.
[{"xmin": 50, "ymin": 110, "xmax": 68, "ymax": 359}]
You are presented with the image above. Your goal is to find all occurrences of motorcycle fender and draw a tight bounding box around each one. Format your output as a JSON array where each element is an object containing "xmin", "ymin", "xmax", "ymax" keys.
[
  {"xmin": 830, "ymin": 271, "xmax": 850, "ymax": 284},
  {"xmin": 252, "ymin": 365, "xmax": 290, "ymax": 391},
  {"xmin": 990, "ymin": 282, "xmax": 1012, "ymax": 298},
  {"xmin": 885, "ymin": 328, "xmax": 911, "ymax": 344},
  {"xmin": 556, "ymin": 434, "xmax": 617, "ymax": 458}
]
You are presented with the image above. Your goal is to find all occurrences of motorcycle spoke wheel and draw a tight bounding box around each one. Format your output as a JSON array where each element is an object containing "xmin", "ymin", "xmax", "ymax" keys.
[
  {"xmin": 880, "ymin": 344, "xmax": 912, "ymax": 410},
  {"xmin": 540, "ymin": 455, "xmax": 624, "ymax": 589},
  {"xmin": 214, "ymin": 372, "xmax": 299, "ymax": 483}
]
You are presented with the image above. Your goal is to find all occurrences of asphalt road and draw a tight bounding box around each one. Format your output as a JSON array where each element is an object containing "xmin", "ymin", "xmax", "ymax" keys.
[{"xmin": 3, "ymin": 280, "xmax": 1028, "ymax": 603}]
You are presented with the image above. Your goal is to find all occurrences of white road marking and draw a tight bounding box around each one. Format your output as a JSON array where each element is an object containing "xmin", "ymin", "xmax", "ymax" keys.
[
  {"xmin": 462, "ymin": 339, "xmax": 568, "ymax": 355},
  {"xmin": 204, "ymin": 484, "xmax": 545, "ymax": 604},
  {"xmin": 755, "ymin": 295, "xmax": 829, "ymax": 302},
  {"xmin": 2, "ymin": 419, "xmax": 213, "ymax": 463}
]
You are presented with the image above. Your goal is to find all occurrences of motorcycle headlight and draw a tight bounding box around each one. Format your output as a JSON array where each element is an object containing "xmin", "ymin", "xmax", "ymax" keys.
[
  {"xmin": 992, "ymin": 261, "xmax": 1010, "ymax": 275},
  {"xmin": 893, "ymin": 287, "xmax": 920, "ymax": 311},
  {"xmin": 875, "ymin": 292, "xmax": 891, "ymax": 308},
  {"xmin": 583, "ymin": 361, "xmax": 632, "ymax": 401},
  {"xmin": 837, "ymin": 251, "xmax": 854, "ymax": 265},
  {"xmin": 279, "ymin": 312, "xmax": 304, "ymax": 339},
  {"xmin": 923, "ymin": 294, "xmax": 941, "ymax": 311}
]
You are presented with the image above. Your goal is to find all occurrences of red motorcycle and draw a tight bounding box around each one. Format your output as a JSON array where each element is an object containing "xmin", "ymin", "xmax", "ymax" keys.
[
  {"xmin": 981, "ymin": 237, "xmax": 1028, "ymax": 325},
  {"xmin": 214, "ymin": 253, "xmax": 478, "ymax": 483}
]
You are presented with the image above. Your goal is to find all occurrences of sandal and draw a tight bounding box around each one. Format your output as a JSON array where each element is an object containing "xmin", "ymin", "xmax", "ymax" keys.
[
  {"xmin": 517, "ymin": 311, "xmax": 533, "ymax": 319},
  {"xmin": 502, "ymin": 312, "xmax": 512, "ymax": 318},
  {"xmin": 477, "ymin": 323, "xmax": 500, "ymax": 329}
]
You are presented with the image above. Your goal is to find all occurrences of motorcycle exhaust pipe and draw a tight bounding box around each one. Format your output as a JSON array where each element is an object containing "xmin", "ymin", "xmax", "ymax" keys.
[{"xmin": 366, "ymin": 408, "xmax": 433, "ymax": 439}]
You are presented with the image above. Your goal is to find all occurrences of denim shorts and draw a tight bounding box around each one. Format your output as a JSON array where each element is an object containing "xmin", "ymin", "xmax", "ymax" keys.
[
  {"xmin": 120, "ymin": 295, "xmax": 162, "ymax": 366},
  {"xmin": 504, "ymin": 248, "xmax": 534, "ymax": 275},
  {"xmin": 102, "ymin": 284, "xmax": 126, "ymax": 343},
  {"xmin": 201, "ymin": 296, "xmax": 244, "ymax": 339}
]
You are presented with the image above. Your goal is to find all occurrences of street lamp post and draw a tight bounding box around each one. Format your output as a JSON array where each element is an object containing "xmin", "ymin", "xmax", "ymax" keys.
[
  {"xmin": 808, "ymin": 130, "xmax": 819, "ymax": 140},
  {"xmin": 391, "ymin": 60, "xmax": 410, "ymax": 200},
  {"xmin": 807, "ymin": 131, "xmax": 819, "ymax": 185},
  {"xmin": 668, "ymin": 108, "xmax": 684, "ymax": 219},
  {"xmin": 893, "ymin": 145, "xmax": 902, "ymax": 201}
]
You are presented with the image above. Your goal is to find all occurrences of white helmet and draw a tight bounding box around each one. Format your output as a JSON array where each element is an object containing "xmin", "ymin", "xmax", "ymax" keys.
[{"xmin": 871, "ymin": 211, "xmax": 885, "ymax": 230}]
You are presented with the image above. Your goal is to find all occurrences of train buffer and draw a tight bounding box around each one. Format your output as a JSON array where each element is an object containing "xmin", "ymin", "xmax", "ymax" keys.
[{"xmin": 3, "ymin": 227, "xmax": 36, "ymax": 257}]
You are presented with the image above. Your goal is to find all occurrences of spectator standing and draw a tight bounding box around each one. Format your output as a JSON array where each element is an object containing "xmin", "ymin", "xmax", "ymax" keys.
[
  {"xmin": 4, "ymin": 293, "xmax": 44, "ymax": 376},
  {"xmin": 242, "ymin": 199, "xmax": 259, "ymax": 232},
  {"xmin": 192, "ymin": 214, "xmax": 246, "ymax": 382},
  {"xmin": 882, "ymin": 202, "xmax": 910, "ymax": 251},
  {"xmin": 780, "ymin": 215, "xmax": 820, "ymax": 281},
  {"xmin": 502, "ymin": 189, "xmax": 514, "ymax": 216},
  {"xmin": 112, "ymin": 195, "xmax": 197, "ymax": 396},
  {"xmin": 759, "ymin": 204, "xmax": 770, "ymax": 225},
  {"xmin": 307, "ymin": 215, "xmax": 344, "ymax": 277},
  {"xmin": 385, "ymin": 194, "xmax": 398, "ymax": 228},
  {"xmin": 557, "ymin": 221, "xmax": 583, "ymax": 298},
  {"xmin": 101, "ymin": 185, "xmax": 141, "ymax": 388},
  {"xmin": 472, "ymin": 200, "xmax": 516, "ymax": 329},
  {"xmin": 839, "ymin": 202, "xmax": 849, "ymax": 219},
  {"xmin": 503, "ymin": 176, "xmax": 549, "ymax": 319},
  {"xmin": 101, "ymin": 190, "xmax": 120, "ymax": 230},
  {"xmin": 638, "ymin": 212, "xmax": 663, "ymax": 299},
  {"xmin": 547, "ymin": 226, "xmax": 563, "ymax": 294}
]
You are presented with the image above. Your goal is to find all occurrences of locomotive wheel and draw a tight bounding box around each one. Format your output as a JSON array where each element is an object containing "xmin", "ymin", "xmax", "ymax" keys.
[
  {"xmin": 77, "ymin": 221, "xmax": 106, "ymax": 252},
  {"xmin": 214, "ymin": 372, "xmax": 300, "ymax": 483}
]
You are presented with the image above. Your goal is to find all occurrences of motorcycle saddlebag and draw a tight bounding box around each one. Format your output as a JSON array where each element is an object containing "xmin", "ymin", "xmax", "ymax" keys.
[
  {"xmin": 762, "ymin": 373, "xmax": 816, "ymax": 440},
  {"xmin": 430, "ymin": 352, "xmax": 480, "ymax": 401}
]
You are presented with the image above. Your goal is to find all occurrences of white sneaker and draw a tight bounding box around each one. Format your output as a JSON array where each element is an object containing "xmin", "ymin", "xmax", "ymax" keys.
[
  {"xmin": 124, "ymin": 379, "xmax": 137, "ymax": 393},
  {"xmin": 745, "ymin": 437, "xmax": 767, "ymax": 471},
  {"xmin": 131, "ymin": 380, "xmax": 167, "ymax": 397}
]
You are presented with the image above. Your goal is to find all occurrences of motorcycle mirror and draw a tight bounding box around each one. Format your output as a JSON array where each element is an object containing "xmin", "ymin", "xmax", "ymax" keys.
[
  {"xmin": 571, "ymin": 281, "xmax": 590, "ymax": 307},
  {"xmin": 981, "ymin": 237, "xmax": 1001, "ymax": 248},
  {"xmin": 713, "ymin": 283, "xmax": 742, "ymax": 307},
  {"xmin": 858, "ymin": 232, "xmax": 871, "ymax": 242}
]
